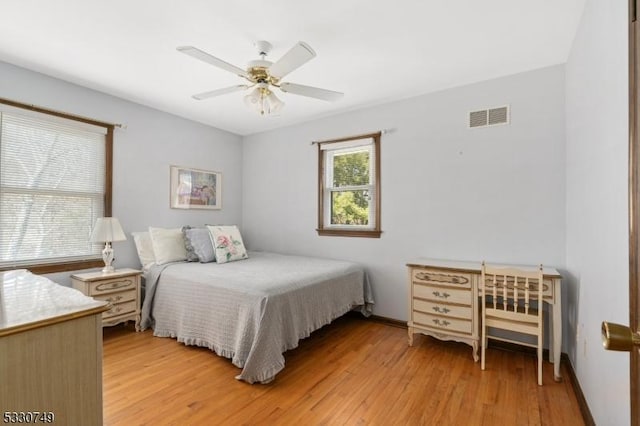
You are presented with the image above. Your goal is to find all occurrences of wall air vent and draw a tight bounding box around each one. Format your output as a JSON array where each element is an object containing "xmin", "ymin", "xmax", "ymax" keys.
[
  {"xmin": 468, "ymin": 105, "xmax": 509, "ymax": 128},
  {"xmin": 469, "ymin": 110, "xmax": 488, "ymax": 128}
]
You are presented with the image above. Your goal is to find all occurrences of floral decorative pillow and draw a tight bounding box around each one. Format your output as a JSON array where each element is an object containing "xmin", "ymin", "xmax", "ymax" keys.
[{"xmin": 206, "ymin": 225, "xmax": 248, "ymax": 264}]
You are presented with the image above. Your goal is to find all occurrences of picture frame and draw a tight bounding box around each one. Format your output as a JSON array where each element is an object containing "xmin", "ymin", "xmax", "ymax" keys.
[{"xmin": 170, "ymin": 165, "xmax": 222, "ymax": 210}]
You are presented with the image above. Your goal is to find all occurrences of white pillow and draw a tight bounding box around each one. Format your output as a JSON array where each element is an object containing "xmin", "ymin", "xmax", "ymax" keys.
[
  {"xmin": 148, "ymin": 227, "xmax": 187, "ymax": 265},
  {"xmin": 131, "ymin": 231, "xmax": 156, "ymax": 271},
  {"xmin": 206, "ymin": 225, "xmax": 248, "ymax": 264}
]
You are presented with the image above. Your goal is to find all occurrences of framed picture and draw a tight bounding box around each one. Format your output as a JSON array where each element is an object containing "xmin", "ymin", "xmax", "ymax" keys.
[{"xmin": 170, "ymin": 166, "xmax": 222, "ymax": 210}]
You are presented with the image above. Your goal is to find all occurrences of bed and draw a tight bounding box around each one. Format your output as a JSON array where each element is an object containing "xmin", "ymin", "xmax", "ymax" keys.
[{"xmin": 140, "ymin": 251, "xmax": 374, "ymax": 384}]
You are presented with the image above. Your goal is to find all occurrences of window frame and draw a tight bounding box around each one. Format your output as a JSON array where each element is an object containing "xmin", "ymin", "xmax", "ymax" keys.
[
  {"xmin": 0, "ymin": 97, "xmax": 113, "ymax": 274},
  {"xmin": 316, "ymin": 131, "xmax": 381, "ymax": 238}
]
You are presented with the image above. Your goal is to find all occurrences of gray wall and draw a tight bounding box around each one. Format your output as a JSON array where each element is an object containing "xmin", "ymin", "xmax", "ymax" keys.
[
  {"xmin": 0, "ymin": 61, "xmax": 244, "ymax": 285},
  {"xmin": 565, "ymin": 1, "xmax": 629, "ymax": 424},
  {"xmin": 242, "ymin": 65, "xmax": 566, "ymax": 321}
]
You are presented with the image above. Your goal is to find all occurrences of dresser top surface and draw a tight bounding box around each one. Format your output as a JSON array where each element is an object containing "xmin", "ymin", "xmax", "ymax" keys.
[
  {"xmin": 70, "ymin": 267, "xmax": 142, "ymax": 282},
  {"xmin": 406, "ymin": 258, "xmax": 561, "ymax": 278},
  {"xmin": 0, "ymin": 269, "xmax": 107, "ymax": 336}
]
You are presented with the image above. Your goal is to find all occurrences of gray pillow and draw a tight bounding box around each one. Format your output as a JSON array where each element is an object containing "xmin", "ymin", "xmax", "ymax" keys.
[
  {"xmin": 181, "ymin": 226, "xmax": 199, "ymax": 262},
  {"xmin": 184, "ymin": 227, "xmax": 215, "ymax": 263}
]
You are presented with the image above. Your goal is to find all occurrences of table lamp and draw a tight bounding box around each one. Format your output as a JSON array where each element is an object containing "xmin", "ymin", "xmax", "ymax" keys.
[{"xmin": 90, "ymin": 217, "xmax": 127, "ymax": 274}]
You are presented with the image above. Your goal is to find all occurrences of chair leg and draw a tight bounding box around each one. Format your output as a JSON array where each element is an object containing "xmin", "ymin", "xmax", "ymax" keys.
[
  {"xmin": 537, "ymin": 335, "xmax": 543, "ymax": 386},
  {"xmin": 481, "ymin": 324, "xmax": 486, "ymax": 371}
]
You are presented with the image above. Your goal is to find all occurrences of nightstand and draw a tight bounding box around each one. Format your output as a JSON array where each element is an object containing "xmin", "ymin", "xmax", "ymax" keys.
[{"xmin": 71, "ymin": 268, "xmax": 142, "ymax": 331}]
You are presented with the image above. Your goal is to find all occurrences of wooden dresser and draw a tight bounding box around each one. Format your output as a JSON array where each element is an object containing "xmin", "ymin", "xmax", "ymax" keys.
[
  {"xmin": 0, "ymin": 269, "xmax": 108, "ymax": 425},
  {"xmin": 71, "ymin": 268, "xmax": 142, "ymax": 330},
  {"xmin": 407, "ymin": 259, "xmax": 479, "ymax": 361}
]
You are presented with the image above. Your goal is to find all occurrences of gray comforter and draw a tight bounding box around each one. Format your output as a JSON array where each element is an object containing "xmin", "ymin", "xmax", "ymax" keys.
[{"xmin": 140, "ymin": 251, "xmax": 374, "ymax": 384}]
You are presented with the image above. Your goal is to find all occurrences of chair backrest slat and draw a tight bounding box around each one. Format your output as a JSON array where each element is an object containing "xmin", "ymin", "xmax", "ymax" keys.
[
  {"xmin": 514, "ymin": 276, "xmax": 519, "ymax": 312},
  {"xmin": 502, "ymin": 274, "xmax": 507, "ymax": 311},
  {"xmin": 524, "ymin": 276, "xmax": 529, "ymax": 314},
  {"xmin": 482, "ymin": 264, "xmax": 544, "ymax": 317},
  {"xmin": 492, "ymin": 272, "xmax": 497, "ymax": 309}
]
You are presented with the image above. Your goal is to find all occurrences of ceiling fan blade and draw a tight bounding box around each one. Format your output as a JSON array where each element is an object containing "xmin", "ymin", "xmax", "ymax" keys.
[
  {"xmin": 177, "ymin": 46, "xmax": 248, "ymax": 78},
  {"xmin": 269, "ymin": 42, "xmax": 316, "ymax": 79},
  {"xmin": 279, "ymin": 82, "xmax": 343, "ymax": 102},
  {"xmin": 192, "ymin": 85, "xmax": 249, "ymax": 100}
]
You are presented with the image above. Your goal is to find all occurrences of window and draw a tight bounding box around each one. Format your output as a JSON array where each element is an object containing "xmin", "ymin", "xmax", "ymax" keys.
[
  {"xmin": 317, "ymin": 132, "xmax": 381, "ymax": 238},
  {"xmin": 0, "ymin": 99, "xmax": 113, "ymax": 274}
]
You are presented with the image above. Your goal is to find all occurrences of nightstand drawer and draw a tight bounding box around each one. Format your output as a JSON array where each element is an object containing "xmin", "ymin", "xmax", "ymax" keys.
[
  {"xmin": 412, "ymin": 269, "xmax": 472, "ymax": 289},
  {"xmin": 412, "ymin": 311, "xmax": 472, "ymax": 334},
  {"xmin": 103, "ymin": 300, "xmax": 136, "ymax": 319},
  {"xmin": 412, "ymin": 298, "xmax": 472, "ymax": 320},
  {"xmin": 89, "ymin": 276, "xmax": 136, "ymax": 296},
  {"xmin": 413, "ymin": 283, "xmax": 471, "ymax": 305},
  {"xmin": 94, "ymin": 289, "xmax": 136, "ymax": 305}
]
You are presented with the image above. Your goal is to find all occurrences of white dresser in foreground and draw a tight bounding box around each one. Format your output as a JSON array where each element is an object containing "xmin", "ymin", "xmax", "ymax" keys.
[{"xmin": 0, "ymin": 269, "xmax": 108, "ymax": 426}]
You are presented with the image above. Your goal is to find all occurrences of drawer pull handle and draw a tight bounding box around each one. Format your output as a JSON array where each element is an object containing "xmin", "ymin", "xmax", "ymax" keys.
[
  {"xmin": 432, "ymin": 319, "xmax": 451, "ymax": 327},
  {"xmin": 96, "ymin": 279, "xmax": 132, "ymax": 292},
  {"xmin": 108, "ymin": 306, "xmax": 123, "ymax": 314},
  {"xmin": 432, "ymin": 291, "xmax": 450, "ymax": 299},
  {"xmin": 433, "ymin": 306, "xmax": 451, "ymax": 314},
  {"xmin": 415, "ymin": 272, "xmax": 469, "ymax": 285},
  {"xmin": 106, "ymin": 295, "xmax": 123, "ymax": 303}
]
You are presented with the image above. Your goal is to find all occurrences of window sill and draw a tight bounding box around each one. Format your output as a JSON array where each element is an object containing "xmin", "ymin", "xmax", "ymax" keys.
[
  {"xmin": 316, "ymin": 229, "xmax": 382, "ymax": 238},
  {"xmin": 0, "ymin": 259, "xmax": 105, "ymax": 275}
]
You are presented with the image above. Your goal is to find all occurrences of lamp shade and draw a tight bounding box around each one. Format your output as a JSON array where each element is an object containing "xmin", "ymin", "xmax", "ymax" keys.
[
  {"xmin": 266, "ymin": 91, "xmax": 284, "ymax": 113},
  {"xmin": 243, "ymin": 83, "xmax": 285, "ymax": 115},
  {"xmin": 90, "ymin": 217, "xmax": 127, "ymax": 243}
]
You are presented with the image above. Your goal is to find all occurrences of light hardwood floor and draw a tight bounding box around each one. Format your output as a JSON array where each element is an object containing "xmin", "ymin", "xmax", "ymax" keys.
[{"xmin": 103, "ymin": 315, "xmax": 584, "ymax": 425}]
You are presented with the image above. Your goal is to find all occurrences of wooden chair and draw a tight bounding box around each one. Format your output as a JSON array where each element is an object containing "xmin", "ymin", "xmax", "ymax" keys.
[{"xmin": 480, "ymin": 262, "xmax": 545, "ymax": 385}]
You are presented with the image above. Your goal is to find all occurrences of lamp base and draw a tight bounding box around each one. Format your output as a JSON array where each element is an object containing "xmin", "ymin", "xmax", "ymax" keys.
[
  {"xmin": 101, "ymin": 265, "xmax": 115, "ymax": 274},
  {"xmin": 102, "ymin": 242, "xmax": 115, "ymax": 274}
]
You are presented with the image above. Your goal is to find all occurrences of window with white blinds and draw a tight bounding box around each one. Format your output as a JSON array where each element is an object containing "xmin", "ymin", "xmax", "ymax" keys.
[{"xmin": 0, "ymin": 104, "xmax": 110, "ymax": 270}]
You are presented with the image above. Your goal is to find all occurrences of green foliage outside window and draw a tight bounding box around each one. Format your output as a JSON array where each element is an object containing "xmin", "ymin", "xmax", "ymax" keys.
[{"xmin": 331, "ymin": 150, "xmax": 370, "ymax": 225}]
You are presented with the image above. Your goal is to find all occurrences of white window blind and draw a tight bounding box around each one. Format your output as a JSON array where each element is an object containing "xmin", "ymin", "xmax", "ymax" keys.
[{"xmin": 0, "ymin": 109, "xmax": 106, "ymax": 267}]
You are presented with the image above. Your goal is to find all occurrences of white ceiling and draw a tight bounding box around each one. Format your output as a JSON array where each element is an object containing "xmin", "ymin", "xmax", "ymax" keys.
[{"xmin": 0, "ymin": 1, "xmax": 585, "ymax": 136}]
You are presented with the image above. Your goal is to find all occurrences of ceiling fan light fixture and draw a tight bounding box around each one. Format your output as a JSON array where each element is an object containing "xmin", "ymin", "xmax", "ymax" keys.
[
  {"xmin": 243, "ymin": 87, "xmax": 261, "ymax": 108},
  {"xmin": 244, "ymin": 84, "xmax": 284, "ymax": 116},
  {"xmin": 179, "ymin": 40, "xmax": 342, "ymax": 115},
  {"xmin": 267, "ymin": 91, "xmax": 284, "ymax": 114}
]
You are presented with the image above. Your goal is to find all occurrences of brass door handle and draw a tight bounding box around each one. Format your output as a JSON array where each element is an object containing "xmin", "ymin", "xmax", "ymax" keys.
[{"xmin": 601, "ymin": 321, "xmax": 640, "ymax": 351}]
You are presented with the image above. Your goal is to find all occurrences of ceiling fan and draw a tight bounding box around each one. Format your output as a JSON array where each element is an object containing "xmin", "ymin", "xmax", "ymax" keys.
[{"xmin": 177, "ymin": 41, "xmax": 344, "ymax": 116}]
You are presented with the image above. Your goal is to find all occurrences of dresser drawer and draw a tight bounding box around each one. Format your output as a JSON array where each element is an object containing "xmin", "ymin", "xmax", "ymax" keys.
[
  {"xmin": 102, "ymin": 300, "xmax": 137, "ymax": 319},
  {"xmin": 89, "ymin": 276, "xmax": 137, "ymax": 296},
  {"xmin": 413, "ymin": 283, "xmax": 471, "ymax": 305},
  {"xmin": 412, "ymin": 268, "xmax": 472, "ymax": 289},
  {"xmin": 412, "ymin": 311, "xmax": 472, "ymax": 334},
  {"xmin": 413, "ymin": 298, "xmax": 472, "ymax": 320},
  {"xmin": 93, "ymin": 289, "xmax": 136, "ymax": 305}
]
